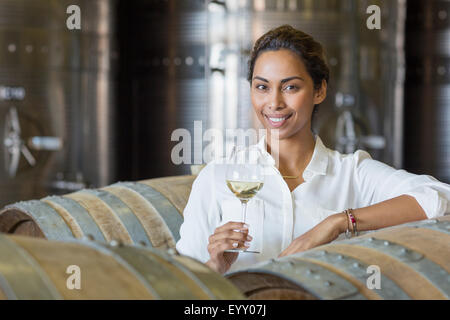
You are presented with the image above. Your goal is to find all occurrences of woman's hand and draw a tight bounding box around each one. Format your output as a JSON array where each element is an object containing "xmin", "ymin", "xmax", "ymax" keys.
[
  {"xmin": 278, "ymin": 213, "xmax": 346, "ymax": 258},
  {"xmin": 205, "ymin": 221, "xmax": 252, "ymax": 274}
]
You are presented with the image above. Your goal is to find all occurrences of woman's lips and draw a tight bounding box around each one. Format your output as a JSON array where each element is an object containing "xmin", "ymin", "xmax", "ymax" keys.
[{"xmin": 264, "ymin": 114, "xmax": 293, "ymax": 128}]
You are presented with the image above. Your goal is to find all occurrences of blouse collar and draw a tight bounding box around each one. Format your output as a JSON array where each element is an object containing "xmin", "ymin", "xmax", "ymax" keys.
[{"xmin": 256, "ymin": 134, "xmax": 329, "ymax": 178}]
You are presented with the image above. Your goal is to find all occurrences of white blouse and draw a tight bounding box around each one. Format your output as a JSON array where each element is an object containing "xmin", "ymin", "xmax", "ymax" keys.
[{"xmin": 176, "ymin": 135, "xmax": 450, "ymax": 272}]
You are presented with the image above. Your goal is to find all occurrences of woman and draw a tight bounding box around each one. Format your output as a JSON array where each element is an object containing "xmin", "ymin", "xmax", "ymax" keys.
[{"xmin": 176, "ymin": 25, "xmax": 450, "ymax": 274}]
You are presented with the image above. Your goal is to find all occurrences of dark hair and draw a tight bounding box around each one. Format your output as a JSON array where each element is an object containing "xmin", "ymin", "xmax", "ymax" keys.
[{"xmin": 248, "ymin": 25, "xmax": 330, "ymax": 123}]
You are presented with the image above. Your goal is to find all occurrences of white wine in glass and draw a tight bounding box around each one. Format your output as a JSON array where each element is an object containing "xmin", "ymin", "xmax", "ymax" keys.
[
  {"xmin": 224, "ymin": 146, "xmax": 264, "ymax": 252},
  {"xmin": 225, "ymin": 180, "xmax": 264, "ymax": 202}
]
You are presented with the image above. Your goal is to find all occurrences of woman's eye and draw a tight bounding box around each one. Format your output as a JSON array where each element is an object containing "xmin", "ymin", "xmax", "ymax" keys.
[
  {"xmin": 255, "ymin": 84, "xmax": 267, "ymax": 91},
  {"xmin": 284, "ymin": 85, "xmax": 298, "ymax": 91}
]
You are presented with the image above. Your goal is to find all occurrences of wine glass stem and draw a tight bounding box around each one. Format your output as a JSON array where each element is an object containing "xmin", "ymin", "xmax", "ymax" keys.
[{"xmin": 241, "ymin": 200, "xmax": 248, "ymax": 224}]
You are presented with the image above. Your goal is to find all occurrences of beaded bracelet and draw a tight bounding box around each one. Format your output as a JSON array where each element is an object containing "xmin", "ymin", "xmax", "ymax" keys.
[
  {"xmin": 344, "ymin": 209, "xmax": 353, "ymax": 238},
  {"xmin": 344, "ymin": 209, "xmax": 359, "ymax": 238}
]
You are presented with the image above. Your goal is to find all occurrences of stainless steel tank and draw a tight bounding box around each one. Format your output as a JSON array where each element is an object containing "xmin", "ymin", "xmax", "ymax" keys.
[
  {"xmin": 404, "ymin": 0, "xmax": 450, "ymax": 183},
  {"xmin": 0, "ymin": 0, "xmax": 117, "ymax": 207},
  {"xmin": 117, "ymin": 0, "xmax": 208, "ymax": 179}
]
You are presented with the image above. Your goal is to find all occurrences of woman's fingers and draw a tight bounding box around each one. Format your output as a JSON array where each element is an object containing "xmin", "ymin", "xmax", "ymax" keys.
[
  {"xmin": 278, "ymin": 236, "xmax": 310, "ymax": 257},
  {"xmin": 278, "ymin": 248, "xmax": 290, "ymax": 257},
  {"xmin": 208, "ymin": 238, "xmax": 250, "ymax": 256},
  {"xmin": 209, "ymin": 229, "xmax": 252, "ymax": 244},
  {"xmin": 207, "ymin": 221, "xmax": 252, "ymax": 273},
  {"xmin": 214, "ymin": 221, "xmax": 248, "ymax": 234},
  {"xmin": 208, "ymin": 238, "xmax": 242, "ymax": 254},
  {"xmin": 208, "ymin": 221, "xmax": 252, "ymax": 247}
]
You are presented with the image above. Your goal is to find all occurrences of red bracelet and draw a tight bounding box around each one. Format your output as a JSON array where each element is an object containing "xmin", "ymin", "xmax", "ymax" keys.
[
  {"xmin": 345, "ymin": 210, "xmax": 351, "ymax": 238},
  {"xmin": 345, "ymin": 209, "xmax": 359, "ymax": 238}
]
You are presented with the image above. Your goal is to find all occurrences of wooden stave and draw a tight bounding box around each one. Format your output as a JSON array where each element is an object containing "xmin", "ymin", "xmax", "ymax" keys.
[
  {"xmin": 102, "ymin": 183, "xmax": 177, "ymax": 249},
  {"xmin": 226, "ymin": 272, "xmax": 319, "ymax": 300},
  {"xmin": 104, "ymin": 181, "xmax": 184, "ymax": 245},
  {"xmin": 0, "ymin": 176, "xmax": 196, "ymax": 249},
  {"xmin": 139, "ymin": 175, "xmax": 196, "ymax": 215},
  {"xmin": 0, "ymin": 234, "xmax": 244, "ymax": 300},
  {"xmin": 227, "ymin": 216, "xmax": 450, "ymax": 300},
  {"xmin": 42, "ymin": 195, "xmax": 106, "ymax": 241}
]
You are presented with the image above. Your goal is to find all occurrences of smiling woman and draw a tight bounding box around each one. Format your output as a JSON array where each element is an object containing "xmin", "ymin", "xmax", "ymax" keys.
[
  {"xmin": 248, "ymin": 25, "xmax": 329, "ymax": 135},
  {"xmin": 248, "ymin": 26, "xmax": 329, "ymax": 185},
  {"xmin": 250, "ymin": 49, "xmax": 325, "ymax": 175},
  {"xmin": 175, "ymin": 25, "xmax": 450, "ymax": 275}
]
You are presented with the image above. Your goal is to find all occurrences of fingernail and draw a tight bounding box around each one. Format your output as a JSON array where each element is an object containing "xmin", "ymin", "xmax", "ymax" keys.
[
  {"xmin": 246, "ymin": 235, "xmax": 252, "ymax": 241},
  {"xmin": 242, "ymin": 224, "xmax": 249, "ymax": 230},
  {"xmin": 244, "ymin": 242, "xmax": 251, "ymax": 247},
  {"xmin": 232, "ymin": 242, "xmax": 238, "ymax": 248}
]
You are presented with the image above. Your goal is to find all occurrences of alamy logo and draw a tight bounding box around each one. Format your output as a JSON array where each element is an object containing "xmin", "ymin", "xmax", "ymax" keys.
[
  {"xmin": 66, "ymin": 265, "xmax": 81, "ymax": 290},
  {"xmin": 366, "ymin": 265, "xmax": 381, "ymax": 289},
  {"xmin": 170, "ymin": 121, "xmax": 280, "ymax": 166},
  {"xmin": 66, "ymin": 5, "xmax": 81, "ymax": 30},
  {"xmin": 366, "ymin": 5, "xmax": 381, "ymax": 30}
]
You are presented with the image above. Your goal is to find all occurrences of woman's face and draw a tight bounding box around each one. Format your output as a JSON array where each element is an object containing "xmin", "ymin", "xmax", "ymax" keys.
[{"xmin": 251, "ymin": 49, "xmax": 326, "ymax": 140}]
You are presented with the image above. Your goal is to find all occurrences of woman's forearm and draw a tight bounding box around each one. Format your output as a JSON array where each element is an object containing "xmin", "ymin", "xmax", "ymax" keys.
[
  {"xmin": 280, "ymin": 195, "xmax": 429, "ymax": 257},
  {"xmin": 333, "ymin": 195, "xmax": 428, "ymax": 234}
]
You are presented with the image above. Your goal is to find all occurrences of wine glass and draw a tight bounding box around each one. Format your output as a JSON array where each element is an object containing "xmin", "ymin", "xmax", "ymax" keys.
[{"xmin": 224, "ymin": 145, "xmax": 265, "ymax": 252}]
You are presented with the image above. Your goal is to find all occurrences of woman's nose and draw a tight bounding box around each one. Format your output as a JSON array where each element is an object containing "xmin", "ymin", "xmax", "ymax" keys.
[{"xmin": 268, "ymin": 90, "xmax": 285, "ymax": 110}]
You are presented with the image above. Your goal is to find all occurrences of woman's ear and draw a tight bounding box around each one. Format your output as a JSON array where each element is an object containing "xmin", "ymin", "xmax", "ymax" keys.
[{"xmin": 313, "ymin": 80, "xmax": 327, "ymax": 105}]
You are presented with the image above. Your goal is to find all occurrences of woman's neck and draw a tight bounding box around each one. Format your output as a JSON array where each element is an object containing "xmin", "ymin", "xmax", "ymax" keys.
[{"xmin": 266, "ymin": 129, "xmax": 316, "ymax": 174}]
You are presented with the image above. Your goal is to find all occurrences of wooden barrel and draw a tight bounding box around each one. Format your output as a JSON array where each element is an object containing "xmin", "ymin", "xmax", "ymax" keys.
[
  {"xmin": 0, "ymin": 175, "xmax": 196, "ymax": 249},
  {"xmin": 226, "ymin": 215, "xmax": 450, "ymax": 300},
  {"xmin": 0, "ymin": 233, "xmax": 245, "ymax": 300}
]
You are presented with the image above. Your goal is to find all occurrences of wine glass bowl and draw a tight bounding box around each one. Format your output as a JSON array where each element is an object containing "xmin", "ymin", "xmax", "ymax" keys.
[{"xmin": 224, "ymin": 146, "xmax": 265, "ymax": 252}]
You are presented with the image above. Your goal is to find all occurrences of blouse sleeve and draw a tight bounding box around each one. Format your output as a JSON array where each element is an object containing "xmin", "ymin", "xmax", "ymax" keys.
[
  {"xmin": 175, "ymin": 162, "xmax": 221, "ymax": 263},
  {"xmin": 353, "ymin": 150, "xmax": 450, "ymax": 219}
]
